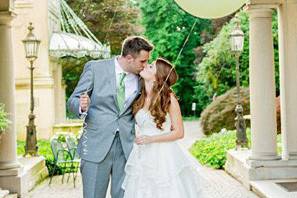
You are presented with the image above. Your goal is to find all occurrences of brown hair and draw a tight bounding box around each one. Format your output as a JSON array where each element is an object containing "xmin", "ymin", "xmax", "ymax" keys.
[
  {"xmin": 121, "ymin": 36, "xmax": 154, "ymax": 57},
  {"xmin": 132, "ymin": 58, "xmax": 178, "ymax": 129}
]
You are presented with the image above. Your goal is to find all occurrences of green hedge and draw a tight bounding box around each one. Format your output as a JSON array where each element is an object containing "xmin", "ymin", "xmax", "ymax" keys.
[{"xmin": 190, "ymin": 129, "xmax": 281, "ymax": 169}]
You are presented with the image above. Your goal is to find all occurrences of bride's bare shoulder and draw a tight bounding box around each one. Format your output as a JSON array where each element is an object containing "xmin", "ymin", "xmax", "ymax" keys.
[{"xmin": 169, "ymin": 93, "xmax": 181, "ymax": 113}]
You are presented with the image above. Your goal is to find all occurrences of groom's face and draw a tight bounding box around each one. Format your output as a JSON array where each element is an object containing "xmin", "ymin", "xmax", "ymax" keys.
[{"xmin": 128, "ymin": 50, "xmax": 150, "ymax": 74}]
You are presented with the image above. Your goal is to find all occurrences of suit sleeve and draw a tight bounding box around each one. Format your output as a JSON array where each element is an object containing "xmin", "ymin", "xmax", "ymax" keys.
[{"xmin": 67, "ymin": 61, "xmax": 94, "ymax": 118}]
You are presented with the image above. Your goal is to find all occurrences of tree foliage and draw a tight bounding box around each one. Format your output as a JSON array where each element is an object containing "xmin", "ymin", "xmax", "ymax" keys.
[
  {"xmin": 139, "ymin": 0, "xmax": 212, "ymax": 116},
  {"xmin": 194, "ymin": 11, "xmax": 279, "ymax": 114},
  {"xmin": 65, "ymin": 0, "xmax": 141, "ymax": 54}
]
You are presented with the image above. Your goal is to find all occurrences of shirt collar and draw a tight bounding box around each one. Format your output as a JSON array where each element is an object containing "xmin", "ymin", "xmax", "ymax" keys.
[{"xmin": 115, "ymin": 57, "xmax": 129, "ymax": 75}]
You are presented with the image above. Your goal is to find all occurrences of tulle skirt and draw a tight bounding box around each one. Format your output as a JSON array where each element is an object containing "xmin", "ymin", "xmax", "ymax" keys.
[{"xmin": 122, "ymin": 141, "xmax": 204, "ymax": 198}]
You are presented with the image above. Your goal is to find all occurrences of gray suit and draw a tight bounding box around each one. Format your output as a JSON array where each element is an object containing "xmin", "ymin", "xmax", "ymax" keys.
[{"xmin": 67, "ymin": 58, "xmax": 140, "ymax": 198}]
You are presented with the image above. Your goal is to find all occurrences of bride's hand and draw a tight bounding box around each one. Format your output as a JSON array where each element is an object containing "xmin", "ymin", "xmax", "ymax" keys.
[{"xmin": 135, "ymin": 135, "xmax": 153, "ymax": 145}]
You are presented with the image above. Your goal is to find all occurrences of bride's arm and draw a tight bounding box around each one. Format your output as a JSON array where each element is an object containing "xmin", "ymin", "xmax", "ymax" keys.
[{"xmin": 135, "ymin": 93, "xmax": 184, "ymax": 144}]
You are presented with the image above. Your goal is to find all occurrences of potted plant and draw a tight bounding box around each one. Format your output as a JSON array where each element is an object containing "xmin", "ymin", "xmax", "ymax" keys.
[{"xmin": 0, "ymin": 104, "xmax": 10, "ymax": 139}]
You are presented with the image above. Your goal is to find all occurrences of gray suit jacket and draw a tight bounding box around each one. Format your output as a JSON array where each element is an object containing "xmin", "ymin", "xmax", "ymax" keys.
[{"xmin": 67, "ymin": 58, "xmax": 140, "ymax": 163}]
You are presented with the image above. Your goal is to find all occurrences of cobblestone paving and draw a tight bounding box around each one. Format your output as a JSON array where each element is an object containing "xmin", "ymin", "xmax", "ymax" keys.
[{"xmin": 27, "ymin": 120, "xmax": 259, "ymax": 198}]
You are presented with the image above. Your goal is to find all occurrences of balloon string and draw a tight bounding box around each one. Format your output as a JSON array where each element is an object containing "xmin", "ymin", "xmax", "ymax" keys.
[
  {"xmin": 103, "ymin": 0, "xmax": 131, "ymax": 44},
  {"xmin": 150, "ymin": 19, "xmax": 198, "ymax": 108}
]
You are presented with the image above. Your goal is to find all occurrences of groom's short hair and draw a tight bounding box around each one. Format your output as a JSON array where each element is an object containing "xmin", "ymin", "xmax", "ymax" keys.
[{"xmin": 121, "ymin": 36, "xmax": 154, "ymax": 57}]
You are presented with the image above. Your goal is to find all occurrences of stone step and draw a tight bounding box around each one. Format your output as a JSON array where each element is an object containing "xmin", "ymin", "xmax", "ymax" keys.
[
  {"xmin": 250, "ymin": 179, "xmax": 297, "ymax": 198},
  {"xmin": 5, "ymin": 194, "xmax": 17, "ymax": 198},
  {"xmin": 0, "ymin": 156, "xmax": 48, "ymax": 197}
]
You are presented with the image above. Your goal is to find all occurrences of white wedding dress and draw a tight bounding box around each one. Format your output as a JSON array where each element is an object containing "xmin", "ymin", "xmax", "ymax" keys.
[{"xmin": 122, "ymin": 109, "xmax": 204, "ymax": 198}]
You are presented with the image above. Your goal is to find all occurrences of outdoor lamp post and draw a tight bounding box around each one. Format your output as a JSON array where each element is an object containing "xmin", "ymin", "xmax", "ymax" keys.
[
  {"xmin": 22, "ymin": 22, "xmax": 41, "ymax": 156},
  {"xmin": 230, "ymin": 17, "xmax": 247, "ymax": 148}
]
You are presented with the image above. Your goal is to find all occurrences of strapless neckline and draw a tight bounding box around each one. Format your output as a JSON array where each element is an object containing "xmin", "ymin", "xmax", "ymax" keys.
[{"xmin": 135, "ymin": 108, "xmax": 171, "ymax": 135}]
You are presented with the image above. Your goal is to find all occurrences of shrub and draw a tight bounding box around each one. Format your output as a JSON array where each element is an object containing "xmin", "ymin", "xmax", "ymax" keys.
[
  {"xmin": 190, "ymin": 129, "xmax": 281, "ymax": 169},
  {"xmin": 200, "ymin": 87, "xmax": 281, "ymax": 135},
  {"xmin": 200, "ymin": 87, "xmax": 250, "ymax": 135},
  {"xmin": 190, "ymin": 129, "xmax": 248, "ymax": 169}
]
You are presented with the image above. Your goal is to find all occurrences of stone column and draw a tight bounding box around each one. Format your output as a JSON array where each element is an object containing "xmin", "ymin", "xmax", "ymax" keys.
[
  {"xmin": 278, "ymin": 0, "xmax": 297, "ymax": 160},
  {"xmin": 247, "ymin": 6, "xmax": 279, "ymax": 160},
  {"xmin": 0, "ymin": 11, "xmax": 20, "ymax": 169},
  {"xmin": 61, "ymin": 80, "xmax": 67, "ymax": 121},
  {"xmin": 53, "ymin": 61, "xmax": 66, "ymax": 124}
]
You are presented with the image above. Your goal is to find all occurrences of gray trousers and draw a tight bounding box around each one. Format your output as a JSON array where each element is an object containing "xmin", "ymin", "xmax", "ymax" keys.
[{"xmin": 80, "ymin": 133, "xmax": 126, "ymax": 198}]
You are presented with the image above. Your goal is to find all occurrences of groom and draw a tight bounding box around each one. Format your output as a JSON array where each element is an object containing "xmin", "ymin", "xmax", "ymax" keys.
[{"xmin": 67, "ymin": 36, "xmax": 153, "ymax": 198}]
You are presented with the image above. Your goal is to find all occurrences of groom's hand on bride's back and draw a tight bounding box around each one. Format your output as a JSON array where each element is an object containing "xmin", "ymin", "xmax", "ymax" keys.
[{"xmin": 79, "ymin": 93, "xmax": 90, "ymax": 112}]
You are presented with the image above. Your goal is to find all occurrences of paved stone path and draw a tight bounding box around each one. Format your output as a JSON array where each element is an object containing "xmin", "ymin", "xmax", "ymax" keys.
[
  {"xmin": 178, "ymin": 121, "xmax": 259, "ymax": 198},
  {"xmin": 27, "ymin": 121, "xmax": 259, "ymax": 198}
]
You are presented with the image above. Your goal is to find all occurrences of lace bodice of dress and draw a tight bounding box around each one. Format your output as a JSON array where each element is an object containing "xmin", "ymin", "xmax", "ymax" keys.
[{"xmin": 135, "ymin": 109, "xmax": 171, "ymax": 136}]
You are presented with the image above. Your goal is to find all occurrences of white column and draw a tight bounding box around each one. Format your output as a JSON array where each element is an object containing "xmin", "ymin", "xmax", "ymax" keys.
[
  {"xmin": 248, "ymin": 6, "xmax": 279, "ymax": 160},
  {"xmin": 53, "ymin": 61, "xmax": 66, "ymax": 124},
  {"xmin": 278, "ymin": 0, "xmax": 297, "ymax": 160},
  {"xmin": 61, "ymin": 80, "xmax": 67, "ymax": 121},
  {"xmin": 0, "ymin": 11, "xmax": 20, "ymax": 169}
]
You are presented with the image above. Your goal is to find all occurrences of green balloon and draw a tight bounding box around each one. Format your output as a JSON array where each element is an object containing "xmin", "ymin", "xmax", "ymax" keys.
[{"xmin": 174, "ymin": 0, "xmax": 247, "ymax": 19}]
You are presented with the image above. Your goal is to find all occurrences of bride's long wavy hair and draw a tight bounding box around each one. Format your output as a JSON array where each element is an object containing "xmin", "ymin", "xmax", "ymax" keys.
[{"xmin": 132, "ymin": 58, "xmax": 178, "ymax": 130}]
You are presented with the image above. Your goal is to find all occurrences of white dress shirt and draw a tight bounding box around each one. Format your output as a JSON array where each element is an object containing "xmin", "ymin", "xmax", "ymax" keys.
[{"xmin": 79, "ymin": 58, "xmax": 139, "ymax": 114}]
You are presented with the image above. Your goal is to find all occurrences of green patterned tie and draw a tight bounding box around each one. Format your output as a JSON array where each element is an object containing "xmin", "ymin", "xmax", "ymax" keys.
[{"xmin": 117, "ymin": 72, "xmax": 126, "ymax": 112}]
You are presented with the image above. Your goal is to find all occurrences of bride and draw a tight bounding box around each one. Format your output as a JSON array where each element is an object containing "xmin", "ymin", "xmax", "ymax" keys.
[{"xmin": 122, "ymin": 58, "xmax": 204, "ymax": 198}]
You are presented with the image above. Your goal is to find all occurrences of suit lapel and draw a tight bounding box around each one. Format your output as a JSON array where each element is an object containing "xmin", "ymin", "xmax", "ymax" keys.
[
  {"xmin": 108, "ymin": 58, "xmax": 120, "ymax": 113},
  {"xmin": 120, "ymin": 76, "xmax": 142, "ymax": 116}
]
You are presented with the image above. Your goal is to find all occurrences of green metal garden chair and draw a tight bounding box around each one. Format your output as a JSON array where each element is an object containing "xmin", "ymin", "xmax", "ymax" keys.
[
  {"xmin": 49, "ymin": 133, "xmax": 80, "ymax": 187},
  {"xmin": 65, "ymin": 134, "xmax": 80, "ymax": 187}
]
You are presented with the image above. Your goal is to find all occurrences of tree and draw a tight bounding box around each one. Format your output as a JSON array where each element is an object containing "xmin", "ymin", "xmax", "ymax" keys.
[
  {"xmin": 139, "ymin": 0, "xmax": 212, "ymax": 116},
  {"xmin": 195, "ymin": 10, "xmax": 280, "ymax": 114},
  {"xmin": 65, "ymin": 0, "xmax": 141, "ymax": 54}
]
